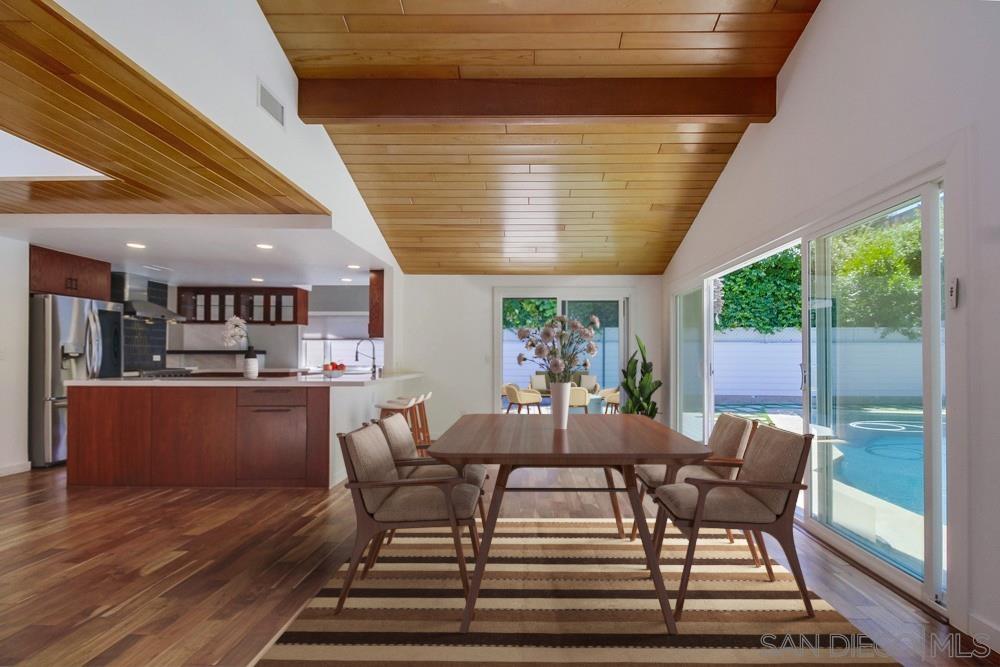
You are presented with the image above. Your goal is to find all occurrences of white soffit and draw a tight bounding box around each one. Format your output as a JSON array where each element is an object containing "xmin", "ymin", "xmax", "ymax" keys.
[{"xmin": 0, "ymin": 130, "xmax": 109, "ymax": 181}]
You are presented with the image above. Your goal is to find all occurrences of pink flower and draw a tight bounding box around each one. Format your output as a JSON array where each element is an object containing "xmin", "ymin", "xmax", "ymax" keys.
[
  {"xmin": 579, "ymin": 327, "xmax": 594, "ymax": 340},
  {"xmin": 534, "ymin": 343, "xmax": 548, "ymax": 358},
  {"xmin": 549, "ymin": 358, "xmax": 565, "ymax": 374},
  {"xmin": 540, "ymin": 326, "xmax": 554, "ymax": 342},
  {"xmin": 586, "ymin": 341, "xmax": 598, "ymax": 355},
  {"xmin": 590, "ymin": 314, "xmax": 601, "ymax": 328},
  {"xmin": 516, "ymin": 327, "xmax": 530, "ymax": 340},
  {"xmin": 583, "ymin": 358, "xmax": 591, "ymax": 369},
  {"xmin": 517, "ymin": 353, "xmax": 527, "ymax": 365},
  {"xmin": 570, "ymin": 319, "xmax": 583, "ymax": 331}
]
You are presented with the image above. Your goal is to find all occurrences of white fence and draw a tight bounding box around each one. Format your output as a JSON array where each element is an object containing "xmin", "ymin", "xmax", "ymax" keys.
[{"xmin": 713, "ymin": 327, "xmax": 924, "ymax": 400}]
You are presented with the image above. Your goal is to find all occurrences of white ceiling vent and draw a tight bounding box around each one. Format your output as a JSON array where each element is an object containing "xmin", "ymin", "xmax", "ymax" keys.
[{"xmin": 257, "ymin": 80, "xmax": 285, "ymax": 127}]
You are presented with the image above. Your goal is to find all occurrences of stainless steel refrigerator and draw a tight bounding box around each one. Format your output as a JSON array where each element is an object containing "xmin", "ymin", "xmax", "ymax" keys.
[{"xmin": 29, "ymin": 294, "xmax": 123, "ymax": 466}]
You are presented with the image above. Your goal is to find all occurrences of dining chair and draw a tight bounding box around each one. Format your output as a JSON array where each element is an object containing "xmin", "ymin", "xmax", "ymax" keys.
[
  {"xmin": 599, "ymin": 388, "xmax": 620, "ymax": 413},
  {"xmin": 630, "ymin": 414, "xmax": 762, "ymax": 566},
  {"xmin": 335, "ymin": 423, "xmax": 481, "ymax": 612},
  {"xmin": 504, "ymin": 384, "xmax": 543, "ymax": 413},
  {"xmin": 568, "ymin": 386, "xmax": 590, "ymax": 412},
  {"xmin": 651, "ymin": 424, "xmax": 815, "ymax": 618}
]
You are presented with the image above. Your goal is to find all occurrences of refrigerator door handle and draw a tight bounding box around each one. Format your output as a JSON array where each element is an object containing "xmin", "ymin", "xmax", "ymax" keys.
[
  {"xmin": 85, "ymin": 310, "xmax": 98, "ymax": 378},
  {"xmin": 92, "ymin": 310, "xmax": 103, "ymax": 377}
]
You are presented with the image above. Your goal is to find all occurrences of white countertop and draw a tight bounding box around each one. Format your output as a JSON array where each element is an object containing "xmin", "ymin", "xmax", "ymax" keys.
[{"xmin": 66, "ymin": 372, "xmax": 423, "ymax": 388}]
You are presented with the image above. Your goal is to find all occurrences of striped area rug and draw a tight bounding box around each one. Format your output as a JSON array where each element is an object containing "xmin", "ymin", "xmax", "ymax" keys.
[{"xmin": 260, "ymin": 519, "xmax": 896, "ymax": 665}]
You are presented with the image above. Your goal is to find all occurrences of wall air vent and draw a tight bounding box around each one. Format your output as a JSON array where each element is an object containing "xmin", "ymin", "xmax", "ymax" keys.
[{"xmin": 257, "ymin": 80, "xmax": 285, "ymax": 127}]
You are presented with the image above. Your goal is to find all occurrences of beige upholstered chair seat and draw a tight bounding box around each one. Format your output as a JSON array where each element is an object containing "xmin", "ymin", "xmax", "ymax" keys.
[
  {"xmin": 401, "ymin": 463, "xmax": 456, "ymax": 479},
  {"xmin": 404, "ymin": 462, "xmax": 488, "ymax": 488},
  {"xmin": 655, "ymin": 483, "xmax": 777, "ymax": 524},
  {"xmin": 373, "ymin": 482, "xmax": 481, "ymax": 522},
  {"xmin": 636, "ymin": 463, "xmax": 722, "ymax": 488}
]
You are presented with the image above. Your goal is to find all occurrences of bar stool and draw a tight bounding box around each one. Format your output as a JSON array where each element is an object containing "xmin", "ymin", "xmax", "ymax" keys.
[{"xmin": 395, "ymin": 391, "xmax": 433, "ymax": 447}]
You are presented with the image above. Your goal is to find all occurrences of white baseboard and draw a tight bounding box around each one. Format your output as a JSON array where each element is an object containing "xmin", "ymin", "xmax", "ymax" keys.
[
  {"xmin": 0, "ymin": 460, "xmax": 31, "ymax": 477},
  {"xmin": 968, "ymin": 613, "xmax": 999, "ymax": 654}
]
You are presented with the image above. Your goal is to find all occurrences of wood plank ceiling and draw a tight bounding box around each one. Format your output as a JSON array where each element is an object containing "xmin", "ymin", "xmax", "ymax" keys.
[
  {"xmin": 261, "ymin": 0, "xmax": 819, "ymax": 274},
  {"xmin": 0, "ymin": 0, "xmax": 326, "ymax": 214}
]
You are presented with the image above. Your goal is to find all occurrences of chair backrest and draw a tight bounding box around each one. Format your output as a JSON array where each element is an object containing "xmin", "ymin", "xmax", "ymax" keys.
[
  {"xmin": 529, "ymin": 373, "xmax": 548, "ymax": 391},
  {"xmin": 338, "ymin": 423, "xmax": 400, "ymax": 514},
  {"xmin": 736, "ymin": 424, "xmax": 813, "ymax": 516},
  {"xmin": 503, "ymin": 384, "xmax": 520, "ymax": 402},
  {"xmin": 568, "ymin": 386, "xmax": 589, "ymax": 406},
  {"xmin": 577, "ymin": 373, "xmax": 599, "ymax": 392},
  {"xmin": 378, "ymin": 412, "xmax": 418, "ymax": 461},
  {"xmin": 707, "ymin": 413, "xmax": 756, "ymax": 479}
]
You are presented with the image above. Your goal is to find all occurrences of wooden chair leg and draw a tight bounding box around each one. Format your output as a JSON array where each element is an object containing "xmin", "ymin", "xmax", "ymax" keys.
[
  {"xmin": 385, "ymin": 529, "xmax": 395, "ymax": 545},
  {"xmin": 468, "ymin": 521, "xmax": 480, "ymax": 560},
  {"xmin": 517, "ymin": 404, "xmax": 522, "ymax": 413},
  {"xmin": 360, "ymin": 530, "xmax": 385, "ymax": 579},
  {"xmin": 506, "ymin": 403, "xmax": 513, "ymax": 414},
  {"xmin": 629, "ymin": 485, "xmax": 646, "ymax": 541},
  {"xmin": 753, "ymin": 528, "xmax": 775, "ymax": 582},
  {"xmin": 675, "ymin": 524, "xmax": 700, "ymax": 620},
  {"xmin": 771, "ymin": 526, "xmax": 813, "ymax": 617},
  {"xmin": 477, "ymin": 495, "xmax": 487, "ymax": 525},
  {"xmin": 744, "ymin": 529, "xmax": 761, "ymax": 567},
  {"xmin": 449, "ymin": 515, "xmax": 470, "ymax": 595},
  {"xmin": 725, "ymin": 528, "xmax": 735, "ymax": 543},
  {"xmin": 652, "ymin": 504, "xmax": 668, "ymax": 563},
  {"xmin": 603, "ymin": 467, "xmax": 625, "ymax": 539},
  {"xmin": 336, "ymin": 528, "xmax": 375, "ymax": 613}
]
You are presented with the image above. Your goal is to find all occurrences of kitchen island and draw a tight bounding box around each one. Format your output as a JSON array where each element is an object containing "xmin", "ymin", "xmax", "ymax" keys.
[{"xmin": 64, "ymin": 373, "xmax": 421, "ymax": 488}]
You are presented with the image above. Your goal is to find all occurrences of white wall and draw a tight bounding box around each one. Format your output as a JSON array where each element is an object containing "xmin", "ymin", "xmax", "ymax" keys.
[
  {"xmin": 55, "ymin": 0, "xmax": 395, "ymax": 267},
  {"xmin": 0, "ymin": 238, "xmax": 30, "ymax": 476},
  {"xmin": 400, "ymin": 275, "xmax": 662, "ymax": 438},
  {"xmin": 661, "ymin": 0, "xmax": 999, "ymax": 644}
]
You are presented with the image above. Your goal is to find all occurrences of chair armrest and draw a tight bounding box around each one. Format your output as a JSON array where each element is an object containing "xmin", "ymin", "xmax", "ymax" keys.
[
  {"xmin": 702, "ymin": 456, "xmax": 744, "ymax": 468},
  {"xmin": 347, "ymin": 475, "xmax": 464, "ymax": 490},
  {"xmin": 685, "ymin": 477, "xmax": 807, "ymax": 492},
  {"xmin": 521, "ymin": 388, "xmax": 542, "ymax": 396}
]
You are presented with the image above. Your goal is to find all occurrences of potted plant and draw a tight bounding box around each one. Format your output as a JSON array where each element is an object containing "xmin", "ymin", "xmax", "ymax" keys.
[
  {"xmin": 620, "ymin": 335, "xmax": 662, "ymax": 418},
  {"xmin": 222, "ymin": 316, "xmax": 257, "ymax": 379},
  {"xmin": 516, "ymin": 314, "xmax": 600, "ymax": 429}
]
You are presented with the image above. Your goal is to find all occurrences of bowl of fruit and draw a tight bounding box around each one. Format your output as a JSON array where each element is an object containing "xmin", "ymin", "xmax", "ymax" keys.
[{"xmin": 322, "ymin": 362, "xmax": 346, "ymax": 378}]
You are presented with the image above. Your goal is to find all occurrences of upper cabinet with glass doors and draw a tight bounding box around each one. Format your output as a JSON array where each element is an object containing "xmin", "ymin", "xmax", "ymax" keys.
[{"xmin": 178, "ymin": 286, "xmax": 309, "ymax": 325}]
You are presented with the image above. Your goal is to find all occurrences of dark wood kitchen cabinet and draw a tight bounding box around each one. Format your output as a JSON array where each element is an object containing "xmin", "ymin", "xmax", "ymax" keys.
[
  {"xmin": 151, "ymin": 388, "xmax": 237, "ymax": 486},
  {"xmin": 368, "ymin": 269, "xmax": 384, "ymax": 338},
  {"xmin": 68, "ymin": 385, "xmax": 329, "ymax": 488},
  {"xmin": 177, "ymin": 286, "xmax": 308, "ymax": 325},
  {"xmin": 29, "ymin": 245, "xmax": 111, "ymax": 301}
]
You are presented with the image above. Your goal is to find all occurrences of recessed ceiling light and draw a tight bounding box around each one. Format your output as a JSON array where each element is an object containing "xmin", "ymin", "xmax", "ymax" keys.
[
  {"xmin": 340, "ymin": 277, "xmax": 353, "ymax": 282},
  {"xmin": 141, "ymin": 264, "xmax": 174, "ymax": 272},
  {"xmin": 256, "ymin": 243, "xmax": 274, "ymax": 250},
  {"xmin": 125, "ymin": 242, "xmax": 146, "ymax": 249},
  {"xmin": 251, "ymin": 277, "xmax": 264, "ymax": 282},
  {"xmin": 347, "ymin": 264, "xmax": 361, "ymax": 269}
]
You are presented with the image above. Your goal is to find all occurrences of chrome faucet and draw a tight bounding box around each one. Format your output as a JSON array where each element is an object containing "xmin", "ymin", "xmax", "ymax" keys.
[{"xmin": 355, "ymin": 338, "xmax": 377, "ymax": 379}]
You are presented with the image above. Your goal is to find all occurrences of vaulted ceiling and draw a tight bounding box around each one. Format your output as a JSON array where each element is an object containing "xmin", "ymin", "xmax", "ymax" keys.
[{"xmin": 261, "ymin": 0, "xmax": 818, "ymax": 274}]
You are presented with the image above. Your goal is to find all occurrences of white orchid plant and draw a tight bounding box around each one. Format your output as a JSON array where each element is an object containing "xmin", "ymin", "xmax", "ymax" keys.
[
  {"xmin": 516, "ymin": 314, "xmax": 601, "ymax": 384},
  {"xmin": 222, "ymin": 316, "xmax": 250, "ymax": 349}
]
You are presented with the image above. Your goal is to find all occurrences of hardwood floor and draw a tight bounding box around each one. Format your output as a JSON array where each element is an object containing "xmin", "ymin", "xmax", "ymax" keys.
[{"xmin": 0, "ymin": 466, "xmax": 990, "ymax": 666}]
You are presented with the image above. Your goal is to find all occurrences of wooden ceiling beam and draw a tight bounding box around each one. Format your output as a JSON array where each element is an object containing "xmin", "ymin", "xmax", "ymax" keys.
[{"xmin": 300, "ymin": 77, "xmax": 775, "ymax": 124}]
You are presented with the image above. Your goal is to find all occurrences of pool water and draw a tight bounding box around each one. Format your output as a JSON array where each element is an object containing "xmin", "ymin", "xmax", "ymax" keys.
[{"xmin": 717, "ymin": 403, "xmax": 927, "ymax": 514}]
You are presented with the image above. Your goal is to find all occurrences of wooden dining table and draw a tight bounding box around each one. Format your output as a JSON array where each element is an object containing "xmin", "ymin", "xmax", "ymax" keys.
[{"xmin": 429, "ymin": 413, "xmax": 710, "ymax": 634}]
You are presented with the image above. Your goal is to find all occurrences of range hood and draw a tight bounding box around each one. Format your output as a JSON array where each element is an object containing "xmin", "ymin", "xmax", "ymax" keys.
[{"xmin": 111, "ymin": 272, "xmax": 186, "ymax": 323}]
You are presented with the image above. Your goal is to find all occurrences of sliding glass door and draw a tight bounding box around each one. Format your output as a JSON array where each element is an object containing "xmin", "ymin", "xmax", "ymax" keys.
[
  {"xmin": 675, "ymin": 287, "xmax": 706, "ymax": 441},
  {"xmin": 805, "ymin": 186, "xmax": 946, "ymax": 604},
  {"xmin": 562, "ymin": 300, "xmax": 622, "ymax": 390}
]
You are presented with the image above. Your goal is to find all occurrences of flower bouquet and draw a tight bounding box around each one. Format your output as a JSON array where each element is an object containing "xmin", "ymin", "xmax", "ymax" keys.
[{"xmin": 516, "ymin": 314, "xmax": 600, "ymax": 429}]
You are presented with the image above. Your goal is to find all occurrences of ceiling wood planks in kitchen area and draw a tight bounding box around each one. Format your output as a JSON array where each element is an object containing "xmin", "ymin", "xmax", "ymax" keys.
[
  {"xmin": 0, "ymin": 0, "xmax": 327, "ymax": 215},
  {"xmin": 261, "ymin": 0, "xmax": 818, "ymax": 274}
]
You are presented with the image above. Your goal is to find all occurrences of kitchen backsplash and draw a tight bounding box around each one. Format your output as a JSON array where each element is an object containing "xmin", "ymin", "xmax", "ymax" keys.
[{"xmin": 123, "ymin": 279, "xmax": 168, "ymax": 372}]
